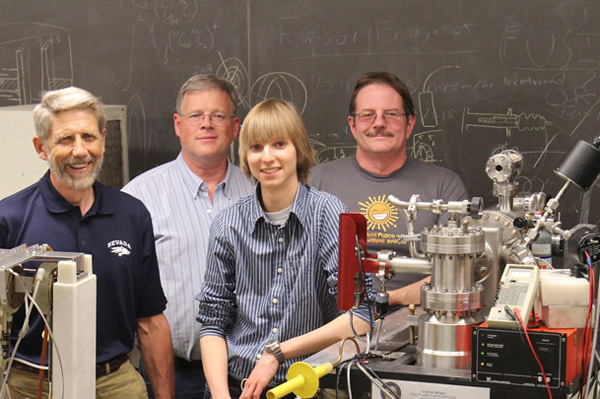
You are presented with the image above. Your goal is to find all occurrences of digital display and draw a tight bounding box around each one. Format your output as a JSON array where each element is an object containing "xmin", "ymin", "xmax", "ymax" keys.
[{"xmin": 508, "ymin": 268, "xmax": 532, "ymax": 278}]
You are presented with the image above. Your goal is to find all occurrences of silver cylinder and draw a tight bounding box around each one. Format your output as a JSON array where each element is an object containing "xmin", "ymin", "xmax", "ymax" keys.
[
  {"xmin": 417, "ymin": 223, "xmax": 485, "ymax": 369},
  {"xmin": 417, "ymin": 312, "xmax": 480, "ymax": 369}
]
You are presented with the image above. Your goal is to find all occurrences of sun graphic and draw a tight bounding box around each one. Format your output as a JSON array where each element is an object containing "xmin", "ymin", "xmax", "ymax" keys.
[{"xmin": 358, "ymin": 195, "xmax": 399, "ymax": 232}]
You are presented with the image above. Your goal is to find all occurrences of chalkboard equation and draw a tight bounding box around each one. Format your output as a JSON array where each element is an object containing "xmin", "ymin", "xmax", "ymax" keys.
[{"xmin": 1, "ymin": 0, "xmax": 599, "ymax": 228}]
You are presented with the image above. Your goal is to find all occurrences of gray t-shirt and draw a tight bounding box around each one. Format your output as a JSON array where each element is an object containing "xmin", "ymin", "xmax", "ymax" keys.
[{"xmin": 310, "ymin": 155, "xmax": 469, "ymax": 289}]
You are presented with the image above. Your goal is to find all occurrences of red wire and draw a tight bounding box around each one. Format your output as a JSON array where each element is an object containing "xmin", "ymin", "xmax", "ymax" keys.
[
  {"xmin": 580, "ymin": 265, "xmax": 595, "ymax": 395},
  {"xmin": 513, "ymin": 307, "xmax": 553, "ymax": 399}
]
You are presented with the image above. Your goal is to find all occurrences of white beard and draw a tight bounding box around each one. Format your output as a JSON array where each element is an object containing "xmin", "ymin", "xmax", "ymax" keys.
[{"xmin": 47, "ymin": 153, "xmax": 104, "ymax": 191}]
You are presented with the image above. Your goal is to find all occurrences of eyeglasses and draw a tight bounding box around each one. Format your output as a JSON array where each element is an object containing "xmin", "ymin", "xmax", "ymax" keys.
[
  {"xmin": 179, "ymin": 112, "xmax": 234, "ymax": 126},
  {"xmin": 353, "ymin": 110, "xmax": 406, "ymax": 124}
]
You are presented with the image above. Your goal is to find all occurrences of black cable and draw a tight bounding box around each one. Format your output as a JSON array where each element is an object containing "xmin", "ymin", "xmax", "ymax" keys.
[
  {"xmin": 334, "ymin": 358, "xmax": 355, "ymax": 399},
  {"xmin": 334, "ymin": 352, "xmax": 388, "ymax": 399},
  {"xmin": 355, "ymin": 357, "xmax": 401, "ymax": 399}
]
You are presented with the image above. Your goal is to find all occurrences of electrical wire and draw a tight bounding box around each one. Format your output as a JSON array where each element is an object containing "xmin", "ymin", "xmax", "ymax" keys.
[
  {"xmin": 580, "ymin": 262, "xmax": 595, "ymax": 396},
  {"xmin": 583, "ymin": 260, "xmax": 600, "ymax": 399},
  {"xmin": 0, "ymin": 268, "xmax": 65, "ymax": 399},
  {"xmin": 355, "ymin": 236, "xmax": 375, "ymax": 325},
  {"xmin": 504, "ymin": 305, "xmax": 537, "ymax": 380},
  {"xmin": 346, "ymin": 359, "xmax": 353, "ymax": 399},
  {"xmin": 26, "ymin": 293, "xmax": 65, "ymax": 399},
  {"xmin": 513, "ymin": 307, "xmax": 553, "ymax": 399},
  {"xmin": 37, "ymin": 325, "xmax": 50, "ymax": 399},
  {"xmin": 347, "ymin": 235, "xmax": 376, "ymax": 347},
  {"xmin": 332, "ymin": 337, "xmax": 394, "ymax": 399},
  {"xmin": 333, "ymin": 357, "xmax": 354, "ymax": 399},
  {"xmin": 347, "ymin": 310, "xmax": 370, "ymax": 345},
  {"xmin": 0, "ymin": 269, "xmax": 43, "ymax": 398},
  {"xmin": 575, "ymin": 254, "xmax": 594, "ymax": 399},
  {"xmin": 354, "ymin": 357, "xmax": 401, "ymax": 399}
]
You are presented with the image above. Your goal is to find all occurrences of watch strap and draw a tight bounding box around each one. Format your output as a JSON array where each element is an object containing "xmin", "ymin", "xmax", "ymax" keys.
[{"xmin": 264, "ymin": 340, "xmax": 286, "ymax": 364}]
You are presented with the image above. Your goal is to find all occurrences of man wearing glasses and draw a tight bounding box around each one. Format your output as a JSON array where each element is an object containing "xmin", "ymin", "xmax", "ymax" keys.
[
  {"xmin": 123, "ymin": 74, "xmax": 253, "ymax": 398},
  {"xmin": 310, "ymin": 71, "xmax": 468, "ymax": 306}
]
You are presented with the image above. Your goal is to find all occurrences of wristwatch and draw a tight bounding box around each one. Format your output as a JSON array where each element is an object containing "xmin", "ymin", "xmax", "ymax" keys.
[{"xmin": 263, "ymin": 338, "xmax": 286, "ymax": 364}]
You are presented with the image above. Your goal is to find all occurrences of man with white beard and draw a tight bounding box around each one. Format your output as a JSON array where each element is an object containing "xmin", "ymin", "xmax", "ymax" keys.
[{"xmin": 0, "ymin": 87, "xmax": 175, "ymax": 398}]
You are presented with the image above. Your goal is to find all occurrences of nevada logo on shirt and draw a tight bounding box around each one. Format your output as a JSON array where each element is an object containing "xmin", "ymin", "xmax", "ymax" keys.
[{"xmin": 107, "ymin": 239, "xmax": 132, "ymax": 257}]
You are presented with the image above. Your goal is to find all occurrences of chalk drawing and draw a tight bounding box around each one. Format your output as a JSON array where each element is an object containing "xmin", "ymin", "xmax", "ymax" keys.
[
  {"xmin": 408, "ymin": 131, "xmax": 439, "ymax": 163},
  {"xmin": 251, "ymin": 72, "xmax": 308, "ymax": 113},
  {"xmin": 216, "ymin": 52, "xmax": 250, "ymax": 109},
  {"xmin": 418, "ymin": 66, "xmax": 460, "ymax": 128},
  {"xmin": 461, "ymin": 107, "xmax": 551, "ymax": 136},
  {"xmin": 311, "ymin": 138, "xmax": 356, "ymax": 164},
  {"xmin": 0, "ymin": 22, "xmax": 73, "ymax": 105}
]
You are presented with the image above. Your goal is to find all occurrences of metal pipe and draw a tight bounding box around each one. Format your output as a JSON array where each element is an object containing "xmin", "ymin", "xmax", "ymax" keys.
[{"xmin": 387, "ymin": 257, "xmax": 431, "ymax": 275}]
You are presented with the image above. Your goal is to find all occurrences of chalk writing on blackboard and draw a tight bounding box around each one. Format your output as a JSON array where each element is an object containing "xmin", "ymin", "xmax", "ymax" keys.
[
  {"xmin": 250, "ymin": 72, "xmax": 308, "ymax": 114},
  {"xmin": 217, "ymin": 52, "xmax": 251, "ymax": 109},
  {"xmin": 408, "ymin": 131, "xmax": 439, "ymax": 163},
  {"xmin": 418, "ymin": 66, "xmax": 460, "ymax": 128},
  {"xmin": 0, "ymin": 22, "xmax": 73, "ymax": 106},
  {"xmin": 461, "ymin": 108, "xmax": 552, "ymax": 137}
]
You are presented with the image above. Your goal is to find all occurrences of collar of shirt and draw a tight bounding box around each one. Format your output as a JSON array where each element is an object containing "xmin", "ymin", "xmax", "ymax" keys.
[
  {"xmin": 39, "ymin": 170, "xmax": 114, "ymax": 217},
  {"xmin": 175, "ymin": 153, "xmax": 238, "ymax": 199},
  {"xmin": 249, "ymin": 183, "xmax": 311, "ymax": 234},
  {"xmin": 352, "ymin": 153, "xmax": 414, "ymax": 180}
]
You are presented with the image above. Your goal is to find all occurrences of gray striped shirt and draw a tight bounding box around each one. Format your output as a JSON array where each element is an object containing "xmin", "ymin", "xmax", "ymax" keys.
[
  {"xmin": 196, "ymin": 184, "xmax": 370, "ymax": 382},
  {"xmin": 122, "ymin": 153, "xmax": 253, "ymax": 360}
]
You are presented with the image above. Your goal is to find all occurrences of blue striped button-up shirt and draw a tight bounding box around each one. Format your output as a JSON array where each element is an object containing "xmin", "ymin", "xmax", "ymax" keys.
[
  {"xmin": 122, "ymin": 153, "xmax": 253, "ymax": 360},
  {"xmin": 196, "ymin": 183, "xmax": 370, "ymax": 383}
]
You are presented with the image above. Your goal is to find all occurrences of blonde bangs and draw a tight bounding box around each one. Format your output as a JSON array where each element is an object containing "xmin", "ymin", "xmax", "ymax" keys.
[{"xmin": 239, "ymin": 99, "xmax": 314, "ymax": 182}]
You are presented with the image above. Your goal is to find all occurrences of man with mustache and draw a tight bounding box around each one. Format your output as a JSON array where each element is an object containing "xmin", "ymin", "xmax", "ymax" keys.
[
  {"xmin": 0, "ymin": 87, "xmax": 175, "ymax": 398},
  {"xmin": 310, "ymin": 71, "xmax": 468, "ymax": 306}
]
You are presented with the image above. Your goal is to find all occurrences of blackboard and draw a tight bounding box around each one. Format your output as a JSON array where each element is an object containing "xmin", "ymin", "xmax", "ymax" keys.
[{"xmin": 1, "ymin": 0, "xmax": 599, "ymax": 229}]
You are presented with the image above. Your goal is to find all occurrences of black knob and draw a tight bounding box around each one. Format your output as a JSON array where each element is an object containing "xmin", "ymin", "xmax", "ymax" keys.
[
  {"xmin": 513, "ymin": 217, "xmax": 529, "ymax": 231},
  {"xmin": 375, "ymin": 291, "xmax": 389, "ymax": 317},
  {"xmin": 469, "ymin": 197, "xmax": 484, "ymax": 219}
]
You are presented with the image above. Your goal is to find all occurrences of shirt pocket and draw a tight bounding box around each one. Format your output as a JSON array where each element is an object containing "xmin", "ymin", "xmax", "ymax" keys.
[{"xmin": 283, "ymin": 256, "xmax": 315, "ymax": 305}]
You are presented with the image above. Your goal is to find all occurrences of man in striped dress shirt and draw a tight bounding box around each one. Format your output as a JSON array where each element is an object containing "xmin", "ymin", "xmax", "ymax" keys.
[
  {"xmin": 197, "ymin": 99, "xmax": 372, "ymax": 399},
  {"xmin": 123, "ymin": 75, "xmax": 253, "ymax": 398}
]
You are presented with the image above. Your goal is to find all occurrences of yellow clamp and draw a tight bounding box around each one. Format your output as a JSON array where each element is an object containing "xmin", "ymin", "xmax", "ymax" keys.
[{"xmin": 266, "ymin": 361, "xmax": 333, "ymax": 399}]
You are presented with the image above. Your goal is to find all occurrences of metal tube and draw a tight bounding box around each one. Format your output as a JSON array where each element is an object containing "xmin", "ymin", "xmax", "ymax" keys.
[{"xmin": 387, "ymin": 257, "xmax": 431, "ymax": 275}]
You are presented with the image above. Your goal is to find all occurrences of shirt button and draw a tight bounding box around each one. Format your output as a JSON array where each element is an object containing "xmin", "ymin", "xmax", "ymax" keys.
[
  {"xmin": 272, "ymin": 328, "xmax": 278, "ymax": 333},
  {"xmin": 256, "ymin": 353, "xmax": 262, "ymax": 359},
  {"xmin": 277, "ymin": 268, "xmax": 283, "ymax": 274},
  {"xmin": 81, "ymin": 239, "xmax": 87, "ymax": 246},
  {"xmin": 272, "ymin": 298, "xmax": 278, "ymax": 304},
  {"xmin": 278, "ymin": 237, "xmax": 284, "ymax": 243},
  {"xmin": 206, "ymin": 209, "xmax": 212, "ymax": 214}
]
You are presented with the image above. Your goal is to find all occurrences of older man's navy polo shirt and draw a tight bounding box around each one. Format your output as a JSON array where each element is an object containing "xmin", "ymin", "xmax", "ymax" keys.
[{"xmin": 0, "ymin": 171, "xmax": 167, "ymax": 364}]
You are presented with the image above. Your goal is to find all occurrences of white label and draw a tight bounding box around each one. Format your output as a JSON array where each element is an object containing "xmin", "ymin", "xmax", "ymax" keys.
[{"xmin": 373, "ymin": 379, "xmax": 490, "ymax": 399}]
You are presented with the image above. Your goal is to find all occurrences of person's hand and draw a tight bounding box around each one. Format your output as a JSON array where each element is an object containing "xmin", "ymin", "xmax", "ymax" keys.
[{"xmin": 240, "ymin": 352, "xmax": 280, "ymax": 399}]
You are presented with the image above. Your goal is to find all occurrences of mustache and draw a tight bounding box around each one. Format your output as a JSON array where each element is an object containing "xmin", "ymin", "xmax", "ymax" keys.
[
  {"xmin": 365, "ymin": 130, "xmax": 394, "ymax": 137},
  {"xmin": 65, "ymin": 155, "xmax": 95, "ymax": 166}
]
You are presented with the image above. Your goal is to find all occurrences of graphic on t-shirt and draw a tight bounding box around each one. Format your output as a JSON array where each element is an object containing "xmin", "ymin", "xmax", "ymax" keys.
[
  {"xmin": 359, "ymin": 195, "xmax": 399, "ymax": 232},
  {"xmin": 107, "ymin": 239, "xmax": 132, "ymax": 257}
]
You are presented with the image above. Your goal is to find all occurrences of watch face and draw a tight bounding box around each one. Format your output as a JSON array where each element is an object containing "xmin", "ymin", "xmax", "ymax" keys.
[
  {"xmin": 265, "ymin": 339, "xmax": 278, "ymax": 349},
  {"xmin": 264, "ymin": 339, "xmax": 285, "ymax": 364}
]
